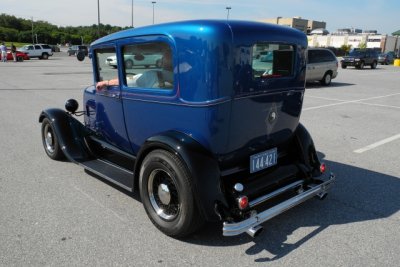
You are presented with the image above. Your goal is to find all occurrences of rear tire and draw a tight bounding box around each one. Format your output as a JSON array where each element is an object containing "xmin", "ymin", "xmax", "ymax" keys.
[
  {"xmin": 42, "ymin": 53, "xmax": 49, "ymax": 60},
  {"xmin": 41, "ymin": 118, "xmax": 65, "ymax": 160},
  {"xmin": 139, "ymin": 149, "xmax": 204, "ymax": 237},
  {"xmin": 341, "ymin": 64, "xmax": 347, "ymax": 69},
  {"xmin": 320, "ymin": 72, "xmax": 332, "ymax": 86}
]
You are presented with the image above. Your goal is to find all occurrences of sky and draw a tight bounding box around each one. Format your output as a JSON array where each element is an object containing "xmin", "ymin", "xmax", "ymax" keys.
[{"xmin": 2, "ymin": 0, "xmax": 399, "ymax": 35}]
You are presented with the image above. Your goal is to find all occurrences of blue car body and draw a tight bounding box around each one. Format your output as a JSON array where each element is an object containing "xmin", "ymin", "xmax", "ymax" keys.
[{"xmin": 39, "ymin": 20, "xmax": 334, "ymax": 238}]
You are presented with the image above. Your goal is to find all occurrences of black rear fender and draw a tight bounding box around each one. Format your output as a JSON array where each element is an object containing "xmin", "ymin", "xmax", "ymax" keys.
[
  {"xmin": 135, "ymin": 131, "xmax": 226, "ymax": 221},
  {"xmin": 293, "ymin": 123, "xmax": 322, "ymax": 176}
]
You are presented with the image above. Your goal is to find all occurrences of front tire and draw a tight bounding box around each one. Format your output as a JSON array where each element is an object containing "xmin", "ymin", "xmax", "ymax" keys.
[
  {"xmin": 371, "ymin": 61, "xmax": 377, "ymax": 69},
  {"xmin": 41, "ymin": 118, "xmax": 65, "ymax": 160},
  {"xmin": 139, "ymin": 149, "xmax": 204, "ymax": 237}
]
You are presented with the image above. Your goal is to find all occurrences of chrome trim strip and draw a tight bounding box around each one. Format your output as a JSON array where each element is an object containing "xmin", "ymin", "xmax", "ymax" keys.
[{"xmin": 223, "ymin": 174, "xmax": 335, "ymax": 236}]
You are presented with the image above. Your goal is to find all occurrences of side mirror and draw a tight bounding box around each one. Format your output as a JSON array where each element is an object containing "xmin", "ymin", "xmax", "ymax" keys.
[{"xmin": 77, "ymin": 51, "xmax": 85, "ymax": 61}]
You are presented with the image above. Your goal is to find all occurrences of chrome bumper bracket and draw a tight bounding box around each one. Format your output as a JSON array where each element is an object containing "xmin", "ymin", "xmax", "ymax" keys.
[{"xmin": 222, "ymin": 173, "xmax": 335, "ymax": 237}]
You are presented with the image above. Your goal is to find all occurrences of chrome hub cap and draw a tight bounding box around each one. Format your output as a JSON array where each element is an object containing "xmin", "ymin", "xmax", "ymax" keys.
[
  {"xmin": 158, "ymin": 183, "xmax": 171, "ymax": 205},
  {"xmin": 44, "ymin": 125, "xmax": 55, "ymax": 153},
  {"xmin": 148, "ymin": 169, "xmax": 180, "ymax": 221}
]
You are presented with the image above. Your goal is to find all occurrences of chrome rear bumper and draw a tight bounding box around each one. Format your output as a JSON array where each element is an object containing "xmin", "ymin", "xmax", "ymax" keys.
[{"xmin": 222, "ymin": 173, "xmax": 335, "ymax": 237}]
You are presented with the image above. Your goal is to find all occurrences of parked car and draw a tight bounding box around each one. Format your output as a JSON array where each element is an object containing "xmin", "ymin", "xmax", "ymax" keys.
[
  {"xmin": 18, "ymin": 44, "xmax": 53, "ymax": 59},
  {"xmin": 378, "ymin": 52, "xmax": 394, "ymax": 65},
  {"xmin": 105, "ymin": 53, "xmax": 162, "ymax": 69},
  {"xmin": 341, "ymin": 48, "xmax": 378, "ymax": 69},
  {"xmin": 67, "ymin": 45, "xmax": 88, "ymax": 56},
  {"xmin": 0, "ymin": 50, "xmax": 30, "ymax": 61},
  {"xmin": 39, "ymin": 20, "xmax": 334, "ymax": 238},
  {"xmin": 306, "ymin": 48, "xmax": 338, "ymax": 85}
]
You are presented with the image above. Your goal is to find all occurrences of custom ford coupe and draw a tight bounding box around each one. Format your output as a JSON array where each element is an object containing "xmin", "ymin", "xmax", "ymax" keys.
[{"xmin": 39, "ymin": 20, "xmax": 334, "ymax": 238}]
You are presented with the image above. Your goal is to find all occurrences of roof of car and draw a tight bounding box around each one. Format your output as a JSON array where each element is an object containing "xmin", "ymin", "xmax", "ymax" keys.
[{"xmin": 91, "ymin": 19, "xmax": 306, "ymax": 47}]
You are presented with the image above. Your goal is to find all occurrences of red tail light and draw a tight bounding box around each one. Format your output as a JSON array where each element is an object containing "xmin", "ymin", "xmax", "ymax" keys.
[
  {"xmin": 237, "ymin": 196, "xmax": 249, "ymax": 210},
  {"xmin": 320, "ymin": 163, "xmax": 326, "ymax": 173}
]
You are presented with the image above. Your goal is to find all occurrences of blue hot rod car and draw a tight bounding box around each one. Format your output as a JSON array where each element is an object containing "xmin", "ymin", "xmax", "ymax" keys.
[{"xmin": 39, "ymin": 20, "xmax": 334, "ymax": 238}]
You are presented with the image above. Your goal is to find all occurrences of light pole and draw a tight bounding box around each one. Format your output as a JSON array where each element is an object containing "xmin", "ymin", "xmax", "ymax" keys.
[
  {"xmin": 152, "ymin": 1, "xmax": 156, "ymax": 25},
  {"xmin": 226, "ymin": 6, "xmax": 231, "ymax": 20},
  {"xmin": 97, "ymin": 0, "xmax": 101, "ymax": 37},
  {"xmin": 31, "ymin": 17, "xmax": 34, "ymax": 44},
  {"xmin": 131, "ymin": 0, "xmax": 134, "ymax": 27}
]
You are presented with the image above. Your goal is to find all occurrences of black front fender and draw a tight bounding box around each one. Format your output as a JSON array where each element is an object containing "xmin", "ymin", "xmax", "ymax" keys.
[
  {"xmin": 135, "ymin": 131, "xmax": 226, "ymax": 222},
  {"xmin": 39, "ymin": 108, "xmax": 91, "ymax": 162}
]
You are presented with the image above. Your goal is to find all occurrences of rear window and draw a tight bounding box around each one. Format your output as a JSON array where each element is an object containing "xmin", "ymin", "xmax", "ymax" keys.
[
  {"xmin": 252, "ymin": 43, "xmax": 294, "ymax": 79},
  {"xmin": 41, "ymin": 45, "xmax": 51, "ymax": 49}
]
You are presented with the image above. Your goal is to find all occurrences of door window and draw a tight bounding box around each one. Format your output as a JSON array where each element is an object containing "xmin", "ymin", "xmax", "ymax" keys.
[{"xmin": 94, "ymin": 48, "xmax": 119, "ymax": 90}]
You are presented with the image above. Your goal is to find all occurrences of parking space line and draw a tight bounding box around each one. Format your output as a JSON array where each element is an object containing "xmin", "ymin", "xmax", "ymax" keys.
[
  {"xmin": 354, "ymin": 134, "xmax": 400, "ymax": 153},
  {"xmin": 304, "ymin": 93, "xmax": 400, "ymax": 111}
]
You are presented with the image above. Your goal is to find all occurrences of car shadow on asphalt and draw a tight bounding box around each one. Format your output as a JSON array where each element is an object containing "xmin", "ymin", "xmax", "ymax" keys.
[
  {"xmin": 306, "ymin": 82, "xmax": 355, "ymax": 89},
  {"xmin": 183, "ymin": 156, "xmax": 400, "ymax": 262}
]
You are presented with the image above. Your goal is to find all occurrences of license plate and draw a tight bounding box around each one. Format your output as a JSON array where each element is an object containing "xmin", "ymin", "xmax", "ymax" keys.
[{"xmin": 250, "ymin": 148, "xmax": 277, "ymax": 173}]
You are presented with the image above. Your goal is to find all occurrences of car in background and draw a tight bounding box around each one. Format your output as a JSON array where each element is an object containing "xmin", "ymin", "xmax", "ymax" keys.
[
  {"xmin": 306, "ymin": 48, "xmax": 338, "ymax": 86},
  {"xmin": 378, "ymin": 52, "xmax": 394, "ymax": 65},
  {"xmin": 0, "ymin": 50, "xmax": 30, "ymax": 61},
  {"xmin": 341, "ymin": 48, "xmax": 378, "ymax": 69},
  {"xmin": 105, "ymin": 53, "xmax": 162, "ymax": 69},
  {"xmin": 18, "ymin": 44, "xmax": 53, "ymax": 59},
  {"xmin": 67, "ymin": 45, "xmax": 88, "ymax": 56}
]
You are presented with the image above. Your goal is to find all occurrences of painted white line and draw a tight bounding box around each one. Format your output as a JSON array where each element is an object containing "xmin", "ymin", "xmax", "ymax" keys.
[
  {"xmin": 354, "ymin": 134, "xmax": 400, "ymax": 153},
  {"xmin": 304, "ymin": 93, "xmax": 400, "ymax": 111}
]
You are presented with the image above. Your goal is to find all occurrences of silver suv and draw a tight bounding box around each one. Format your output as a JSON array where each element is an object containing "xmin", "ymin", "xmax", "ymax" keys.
[
  {"xmin": 18, "ymin": 44, "xmax": 53, "ymax": 59},
  {"xmin": 306, "ymin": 48, "xmax": 338, "ymax": 86}
]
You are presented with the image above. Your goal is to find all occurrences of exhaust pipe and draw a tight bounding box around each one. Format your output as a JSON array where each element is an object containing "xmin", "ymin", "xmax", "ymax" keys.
[{"xmin": 246, "ymin": 225, "xmax": 263, "ymax": 238}]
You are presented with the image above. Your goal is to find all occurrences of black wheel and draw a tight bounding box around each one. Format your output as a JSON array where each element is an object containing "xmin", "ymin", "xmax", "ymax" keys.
[
  {"xmin": 139, "ymin": 149, "xmax": 204, "ymax": 237},
  {"xmin": 125, "ymin": 59, "xmax": 134, "ymax": 69},
  {"xmin": 358, "ymin": 61, "xmax": 364, "ymax": 69},
  {"xmin": 17, "ymin": 56, "xmax": 23, "ymax": 62},
  {"xmin": 41, "ymin": 118, "xmax": 65, "ymax": 160},
  {"xmin": 371, "ymin": 61, "xmax": 377, "ymax": 69},
  {"xmin": 42, "ymin": 53, "xmax": 49, "ymax": 60},
  {"xmin": 341, "ymin": 63, "xmax": 347, "ymax": 69},
  {"xmin": 320, "ymin": 72, "xmax": 332, "ymax": 86}
]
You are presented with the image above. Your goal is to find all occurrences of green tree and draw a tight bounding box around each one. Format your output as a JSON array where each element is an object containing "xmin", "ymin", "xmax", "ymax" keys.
[{"xmin": 340, "ymin": 44, "xmax": 352, "ymax": 55}]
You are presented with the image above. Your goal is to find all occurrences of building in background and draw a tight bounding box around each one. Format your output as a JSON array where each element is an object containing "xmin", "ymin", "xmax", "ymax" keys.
[
  {"xmin": 262, "ymin": 17, "xmax": 326, "ymax": 34},
  {"xmin": 262, "ymin": 17, "xmax": 399, "ymax": 53}
]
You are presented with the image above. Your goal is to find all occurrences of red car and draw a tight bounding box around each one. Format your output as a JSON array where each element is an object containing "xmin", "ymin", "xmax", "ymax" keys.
[{"xmin": 0, "ymin": 50, "xmax": 30, "ymax": 61}]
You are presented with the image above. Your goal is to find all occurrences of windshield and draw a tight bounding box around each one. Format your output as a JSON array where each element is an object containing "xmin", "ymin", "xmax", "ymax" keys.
[{"xmin": 349, "ymin": 50, "xmax": 363, "ymax": 56}]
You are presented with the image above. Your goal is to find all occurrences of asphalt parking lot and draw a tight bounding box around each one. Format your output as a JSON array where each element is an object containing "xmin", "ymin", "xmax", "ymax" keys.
[{"xmin": 0, "ymin": 53, "xmax": 399, "ymax": 266}]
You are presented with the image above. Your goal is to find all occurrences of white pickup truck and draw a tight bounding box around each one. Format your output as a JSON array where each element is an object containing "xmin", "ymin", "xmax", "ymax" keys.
[{"xmin": 19, "ymin": 44, "xmax": 53, "ymax": 59}]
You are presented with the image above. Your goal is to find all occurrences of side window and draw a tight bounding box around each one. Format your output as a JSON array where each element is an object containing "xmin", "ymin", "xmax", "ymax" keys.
[
  {"xmin": 252, "ymin": 43, "xmax": 294, "ymax": 79},
  {"xmin": 34, "ymin": 45, "xmax": 41, "ymax": 50},
  {"xmin": 122, "ymin": 42, "xmax": 174, "ymax": 89},
  {"xmin": 95, "ymin": 47, "xmax": 119, "ymax": 88},
  {"xmin": 308, "ymin": 50, "xmax": 317, "ymax": 64},
  {"xmin": 27, "ymin": 45, "xmax": 34, "ymax": 50}
]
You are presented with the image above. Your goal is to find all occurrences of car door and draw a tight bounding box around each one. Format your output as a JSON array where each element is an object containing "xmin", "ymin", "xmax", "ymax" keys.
[{"xmin": 91, "ymin": 46, "xmax": 133, "ymax": 154}]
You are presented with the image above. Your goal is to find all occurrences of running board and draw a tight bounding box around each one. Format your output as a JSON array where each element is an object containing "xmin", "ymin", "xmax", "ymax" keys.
[
  {"xmin": 222, "ymin": 173, "xmax": 335, "ymax": 237},
  {"xmin": 79, "ymin": 159, "xmax": 134, "ymax": 191}
]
